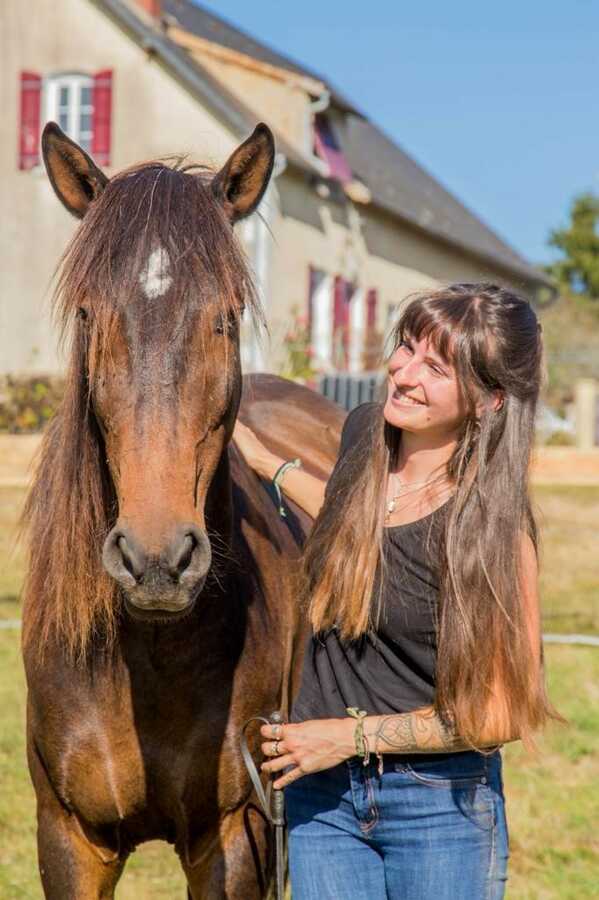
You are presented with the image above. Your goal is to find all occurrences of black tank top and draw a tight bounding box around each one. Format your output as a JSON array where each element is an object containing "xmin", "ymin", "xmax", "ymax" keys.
[{"xmin": 291, "ymin": 402, "xmax": 452, "ymax": 728}]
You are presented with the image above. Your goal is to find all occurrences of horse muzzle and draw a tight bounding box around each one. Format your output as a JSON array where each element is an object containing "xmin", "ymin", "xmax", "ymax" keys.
[{"xmin": 102, "ymin": 522, "xmax": 211, "ymax": 618}]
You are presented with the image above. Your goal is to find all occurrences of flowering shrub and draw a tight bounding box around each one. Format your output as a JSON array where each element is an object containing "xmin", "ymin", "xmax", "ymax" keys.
[
  {"xmin": 279, "ymin": 307, "xmax": 318, "ymax": 381},
  {"xmin": 0, "ymin": 375, "xmax": 65, "ymax": 433}
]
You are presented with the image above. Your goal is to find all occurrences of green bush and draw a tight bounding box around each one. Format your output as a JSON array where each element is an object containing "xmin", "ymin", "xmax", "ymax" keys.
[{"xmin": 0, "ymin": 375, "xmax": 64, "ymax": 433}]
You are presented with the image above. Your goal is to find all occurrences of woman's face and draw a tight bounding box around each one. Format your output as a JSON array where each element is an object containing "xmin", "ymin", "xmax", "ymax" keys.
[{"xmin": 383, "ymin": 333, "xmax": 467, "ymax": 440}]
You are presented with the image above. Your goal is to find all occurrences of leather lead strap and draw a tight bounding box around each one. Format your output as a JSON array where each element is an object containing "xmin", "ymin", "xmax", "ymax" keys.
[{"xmin": 240, "ymin": 714, "xmax": 286, "ymax": 900}]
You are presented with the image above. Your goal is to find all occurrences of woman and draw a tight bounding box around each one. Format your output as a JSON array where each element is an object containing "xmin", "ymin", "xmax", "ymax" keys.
[{"xmin": 233, "ymin": 283, "xmax": 558, "ymax": 899}]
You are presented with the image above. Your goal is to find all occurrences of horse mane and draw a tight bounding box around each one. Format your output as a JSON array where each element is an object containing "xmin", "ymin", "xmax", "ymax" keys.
[{"xmin": 21, "ymin": 160, "xmax": 264, "ymax": 663}]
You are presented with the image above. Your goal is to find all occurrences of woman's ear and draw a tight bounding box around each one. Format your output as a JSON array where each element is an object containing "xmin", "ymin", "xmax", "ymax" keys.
[
  {"xmin": 492, "ymin": 390, "xmax": 505, "ymax": 412},
  {"xmin": 475, "ymin": 390, "xmax": 504, "ymax": 418}
]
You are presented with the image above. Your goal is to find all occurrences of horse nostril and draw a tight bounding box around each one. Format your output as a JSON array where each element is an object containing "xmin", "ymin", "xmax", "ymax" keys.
[
  {"xmin": 118, "ymin": 535, "xmax": 144, "ymax": 582},
  {"xmin": 169, "ymin": 533, "xmax": 197, "ymax": 579},
  {"xmin": 165, "ymin": 525, "xmax": 210, "ymax": 586},
  {"xmin": 102, "ymin": 528, "xmax": 146, "ymax": 587}
]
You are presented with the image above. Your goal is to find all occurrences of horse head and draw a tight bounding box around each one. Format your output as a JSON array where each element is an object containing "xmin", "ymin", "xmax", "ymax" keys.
[{"xmin": 41, "ymin": 122, "xmax": 274, "ymax": 625}]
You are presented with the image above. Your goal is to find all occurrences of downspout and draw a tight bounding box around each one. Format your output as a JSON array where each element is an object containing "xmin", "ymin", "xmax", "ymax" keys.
[{"xmin": 310, "ymin": 88, "xmax": 330, "ymax": 115}]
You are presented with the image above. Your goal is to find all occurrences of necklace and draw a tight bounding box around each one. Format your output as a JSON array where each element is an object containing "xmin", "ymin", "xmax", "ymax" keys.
[{"xmin": 385, "ymin": 472, "xmax": 442, "ymax": 518}]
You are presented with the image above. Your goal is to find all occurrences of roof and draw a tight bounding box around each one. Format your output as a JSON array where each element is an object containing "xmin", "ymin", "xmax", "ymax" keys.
[
  {"xmin": 97, "ymin": 0, "xmax": 552, "ymax": 291},
  {"xmin": 343, "ymin": 115, "xmax": 550, "ymax": 286},
  {"xmin": 159, "ymin": 2, "xmax": 552, "ymax": 290},
  {"xmin": 161, "ymin": 0, "xmax": 360, "ymax": 113},
  {"xmin": 94, "ymin": 0, "xmax": 321, "ymax": 174}
]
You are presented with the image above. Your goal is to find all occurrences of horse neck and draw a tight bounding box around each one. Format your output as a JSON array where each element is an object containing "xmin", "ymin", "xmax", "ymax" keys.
[{"xmin": 205, "ymin": 444, "xmax": 234, "ymax": 550}]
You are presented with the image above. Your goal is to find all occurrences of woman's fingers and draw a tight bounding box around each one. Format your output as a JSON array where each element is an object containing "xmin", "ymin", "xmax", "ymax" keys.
[
  {"xmin": 261, "ymin": 740, "xmax": 287, "ymax": 757},
  {"xmin": 261, "ymin": 753, "xmax": 296, "ymax": 774},
  {"xmin": 260, "ymin": 723, "xmax": 286, "ymax": 740},
  {"xmin": 273, "ymin": 766, "xmax": 305, "ymax": 790}
]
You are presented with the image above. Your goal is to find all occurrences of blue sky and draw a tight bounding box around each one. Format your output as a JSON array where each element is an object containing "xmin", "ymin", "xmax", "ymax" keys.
[{"xmin": 196, "ymin": 0, "xmax": 599, "ymax": 265}]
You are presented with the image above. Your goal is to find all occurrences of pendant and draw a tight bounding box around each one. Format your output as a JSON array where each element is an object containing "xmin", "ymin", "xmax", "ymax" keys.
[{"xmin": 387, "ymin": 499, "xmax": 396, "ymax": 515}]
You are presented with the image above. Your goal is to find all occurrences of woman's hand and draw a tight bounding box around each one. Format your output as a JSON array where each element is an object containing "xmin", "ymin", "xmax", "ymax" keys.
[
  {"xmin": 232, "ymin": 420, "xmax": 281, "ymax": 478},
  {"xmin": 260, "ymin": 718, "xmax": 356, "ymax": 789}
]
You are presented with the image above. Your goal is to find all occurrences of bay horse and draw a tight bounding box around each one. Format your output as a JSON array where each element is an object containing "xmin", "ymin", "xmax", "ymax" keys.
[{"xmin": 21, "ymin": 121, "xmax": 344, "ymax": 898}]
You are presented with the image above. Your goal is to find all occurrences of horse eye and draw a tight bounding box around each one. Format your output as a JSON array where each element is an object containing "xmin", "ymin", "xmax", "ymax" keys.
[
  {"xmin": 215, "ymin": 310, "xmax": 239, "ymax": 336},
  {"xmin": 77, "ymin": 307, "xmax": 88, "ymax": 321}
]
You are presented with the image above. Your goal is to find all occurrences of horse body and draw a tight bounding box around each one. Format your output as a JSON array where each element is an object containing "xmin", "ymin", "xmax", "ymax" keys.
[
  {"xmin": 25, "ymin": 376, "xmax": 342, "ymax": 898},
  {"xmin": 22, "ymin": 123, "xmax": 344, "ymax": 898}
]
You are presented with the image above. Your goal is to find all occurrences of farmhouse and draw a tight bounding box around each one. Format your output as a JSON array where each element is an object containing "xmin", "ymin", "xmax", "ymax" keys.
[{"xmin": 2, "ymin": 0, "xmax": 553, "ymax": 378}]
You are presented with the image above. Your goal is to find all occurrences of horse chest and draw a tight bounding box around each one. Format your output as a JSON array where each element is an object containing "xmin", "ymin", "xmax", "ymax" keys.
[{"xmin": 36, "ymin": 658, "xmax": 261, "ymax": 837}]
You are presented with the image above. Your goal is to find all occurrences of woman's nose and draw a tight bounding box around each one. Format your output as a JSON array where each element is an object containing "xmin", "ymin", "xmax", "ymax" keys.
[{"xmin": 391, "ymin": 355, "xmax": 421, "ymax": 384}]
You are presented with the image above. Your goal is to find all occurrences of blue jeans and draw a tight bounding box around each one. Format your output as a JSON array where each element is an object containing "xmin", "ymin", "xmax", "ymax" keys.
[{"xmin": 285, "ymin": 749, "xmax": 509, "ymax": 899}]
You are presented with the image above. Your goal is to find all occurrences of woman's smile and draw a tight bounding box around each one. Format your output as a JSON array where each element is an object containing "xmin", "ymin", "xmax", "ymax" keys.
[{"xmin": 390, "ymin": 386, "xmax": 427, "ymax": 408}]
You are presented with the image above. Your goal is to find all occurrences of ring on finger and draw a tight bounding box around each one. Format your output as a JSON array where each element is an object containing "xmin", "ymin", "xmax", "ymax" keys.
[
  {"xmin": 272, "ymin": 724, "xmax": 282, "ymax": 738},
  {"xmin": 271, "ymin": 740, "xmax": 281, "ymax": 756}
]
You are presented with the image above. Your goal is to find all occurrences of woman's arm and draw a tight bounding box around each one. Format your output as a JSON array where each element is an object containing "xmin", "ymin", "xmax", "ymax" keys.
[
  {"xmin": 363, "ymin": 706, "xmax": 510, "ymax": 755},
  {"xmin": 233, "ymin": 421, "xmax": 327, "ymax": 519}
]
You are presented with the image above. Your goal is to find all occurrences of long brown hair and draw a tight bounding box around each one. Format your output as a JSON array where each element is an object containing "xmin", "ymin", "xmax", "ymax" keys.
[
  {"xmin": 21, "ymin": 161, "xmax": 262, "ymax": 662},
  {"xmin": 303, "ymin": 283, "xmax": 558, "ymax": 748}
]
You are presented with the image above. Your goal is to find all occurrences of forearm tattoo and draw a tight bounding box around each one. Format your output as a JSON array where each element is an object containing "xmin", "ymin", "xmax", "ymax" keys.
[{"xmin": 369, "ymin": 707, "xmax": 466, "ymax": 754}]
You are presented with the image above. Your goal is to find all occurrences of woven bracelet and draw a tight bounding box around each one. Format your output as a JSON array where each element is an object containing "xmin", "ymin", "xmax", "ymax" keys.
[{"xmin": 346, "ymin": 707, "xmax": 370, "ymax": 767}]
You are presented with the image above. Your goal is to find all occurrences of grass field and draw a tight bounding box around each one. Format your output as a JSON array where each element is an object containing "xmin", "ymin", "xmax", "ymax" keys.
[{"xmin": 0, "ymin": 485, "xmax": 597, "ymax": 898}]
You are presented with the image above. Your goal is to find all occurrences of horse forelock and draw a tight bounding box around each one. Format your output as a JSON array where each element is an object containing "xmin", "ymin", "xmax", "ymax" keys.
[
  {"xmin": 22, "ymin": 159, "xmax": 263, "ymax": 664},
  {"xmin": 54, "ymin": 160, "xmax": 263, "ymax": 342}
]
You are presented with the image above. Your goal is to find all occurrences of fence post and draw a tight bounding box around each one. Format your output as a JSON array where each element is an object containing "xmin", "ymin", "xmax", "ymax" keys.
[{"xmin": 574, "ymin": 378, "xmax": 597, "ymax": 449}]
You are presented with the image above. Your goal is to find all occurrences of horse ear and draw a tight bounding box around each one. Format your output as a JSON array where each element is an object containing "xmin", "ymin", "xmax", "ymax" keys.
[
  {"xmin": 212, "ymin": 123, "xmax": 275, "ymax": 224},
  {"xmin": 42, "ymin": 122, "xmax": 108, "ymax": 219}
]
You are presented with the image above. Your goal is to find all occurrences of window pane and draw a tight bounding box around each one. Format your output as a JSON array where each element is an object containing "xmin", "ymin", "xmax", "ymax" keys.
[
  {"xmin": 59, "ymin": 85, "xmax": 70, "ymax": 106},
  {"xmin": 80, "ymin": 85, "xmax": 92, "ymax": 107},
  {"xmin": 59, "ymin": 112, "xmax": 69, "ymax": 131},
  {"xmin": 80, "ymin": 113, "xmax": 92, "ymax": 133}
]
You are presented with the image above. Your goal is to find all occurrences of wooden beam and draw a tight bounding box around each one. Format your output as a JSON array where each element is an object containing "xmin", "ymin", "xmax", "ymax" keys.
[{"xmin": 167, "ymin": 25, "xmax": 326, "ymax": 96}]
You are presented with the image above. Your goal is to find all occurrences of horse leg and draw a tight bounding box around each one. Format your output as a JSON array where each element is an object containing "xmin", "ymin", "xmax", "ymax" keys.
[
  {"xmin": 183, "ymin": 806, "xmax": 271, "ymax": 899},
  {"xmin": 30, "ymin": 746, "xmax": 126, "ymax": 899}
]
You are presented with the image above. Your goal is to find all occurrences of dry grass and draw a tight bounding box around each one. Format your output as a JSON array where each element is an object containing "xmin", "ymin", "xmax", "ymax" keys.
[{"xmin": 535, "ymin": 485, "xmax": 599, "ymax": 633}]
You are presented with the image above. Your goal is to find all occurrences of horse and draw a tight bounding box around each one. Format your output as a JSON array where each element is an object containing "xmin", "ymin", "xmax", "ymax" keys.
[{"xmin": 21, "ymin": 121, "xmax": 345, "ymax": 899}]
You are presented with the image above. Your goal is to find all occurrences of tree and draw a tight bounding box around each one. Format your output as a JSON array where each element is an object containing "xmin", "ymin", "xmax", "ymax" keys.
[{"xmin": 547, "ymin": 192, "xmax": 599, "ymax": 298}]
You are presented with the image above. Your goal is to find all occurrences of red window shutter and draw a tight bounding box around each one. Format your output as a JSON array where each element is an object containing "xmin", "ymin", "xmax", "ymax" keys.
[
  {"xmin": 333, "ymin": 276, "xmax": 347, "ymax": 330},
  {"xmin": 366, "ymin": 288, "xmax": 378, "ymax": 331},
  {"xmin": 333, "ymin": 277, "xmax": 352, "ymax": 369},
  {"xmin": 18, "ymin": 71, "xmax": 42, "ymax": 170},
  {"xmin": 92, "ymin": 69, "xmax": 113, "ymax": 166}
]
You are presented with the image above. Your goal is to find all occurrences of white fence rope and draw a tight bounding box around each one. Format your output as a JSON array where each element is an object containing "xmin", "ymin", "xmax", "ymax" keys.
[{"xmin": 2, "ymin": 621, "xmax": 599, "ymax": 644}]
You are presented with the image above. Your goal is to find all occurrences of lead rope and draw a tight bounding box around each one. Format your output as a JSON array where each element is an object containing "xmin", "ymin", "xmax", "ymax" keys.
[{"xmin": 240, "ymin": 712, "xmax": 286, "ymax": 900}]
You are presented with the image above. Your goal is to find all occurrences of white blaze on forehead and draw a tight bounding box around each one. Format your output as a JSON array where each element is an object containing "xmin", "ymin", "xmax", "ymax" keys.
[{"xmin": 139, "ymin": 246, "xmax": 173, "ymax": 299}]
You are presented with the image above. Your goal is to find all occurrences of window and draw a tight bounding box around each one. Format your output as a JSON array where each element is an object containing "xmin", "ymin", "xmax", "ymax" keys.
[
  {"xmin": 18, "ymin": 69, "xmax": 113, "ymax": 170},
  {"xmin": 313, "ymin": 114, "xmax": 352, "ymax": 184},
  {"xmin": 46, "ymin": 74, "xmax": 94, "ymax": 151}
]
